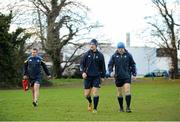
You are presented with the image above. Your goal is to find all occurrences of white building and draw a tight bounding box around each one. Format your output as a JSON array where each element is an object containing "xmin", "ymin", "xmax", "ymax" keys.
[
  {"xmin": 101, "ymin": 46, "xmax": 171, "ymax": 76},
  {"xmin": 25, "ymin": 39, "xmax": 179, "ymax": 76},
  {"xmin": 62, "ymin": 43, "xmax": 173, "ymax": 76}
]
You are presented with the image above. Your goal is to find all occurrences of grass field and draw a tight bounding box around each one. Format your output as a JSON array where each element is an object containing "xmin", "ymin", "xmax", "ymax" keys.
[{"xmin": 0, "ymin": 78, "xmax": 180, "ymax": 121}]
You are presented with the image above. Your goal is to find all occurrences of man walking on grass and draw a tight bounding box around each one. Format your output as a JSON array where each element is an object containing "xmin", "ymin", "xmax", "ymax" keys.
[
  {"xmin": 23, "ymin": 48, "xmax": 51, "ymax": 107},
  {"xmin": 108, "ymin": 42, "xmax": 136, "ymax": 113},
  {"xmin": 80, "ymin": 39, "xmax": 106, "ymax": 113}
]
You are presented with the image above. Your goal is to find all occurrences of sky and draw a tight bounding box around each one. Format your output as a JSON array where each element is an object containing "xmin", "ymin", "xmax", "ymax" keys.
[
  {"xmin": 1, "ymin": 0, "xmax": 179, "ymax": 48},
  {"xmin": 80, "ymin": 0, "xmax": 154, "ymax": 47}
]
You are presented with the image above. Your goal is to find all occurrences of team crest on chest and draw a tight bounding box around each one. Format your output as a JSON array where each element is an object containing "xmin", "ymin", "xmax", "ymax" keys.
[{"xmin": 88, "ymin": 55, "xmax": 91, "ymax": 58}]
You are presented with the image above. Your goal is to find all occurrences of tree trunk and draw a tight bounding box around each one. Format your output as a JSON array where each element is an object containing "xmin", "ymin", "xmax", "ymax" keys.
[
  {"xmin": 51, "ymin": 49, "xmax": 63, "ymax": 78},
  {"xmin": 171, "ymin": 49, "xmax": 178, "ymax": 79},
  {"xmin": 52, "ymin": 58, "xmax": 62, "ymax": 78},
  {"xmin": 47, "ymin": 14, "xmax": 63, "ymax": 78}
]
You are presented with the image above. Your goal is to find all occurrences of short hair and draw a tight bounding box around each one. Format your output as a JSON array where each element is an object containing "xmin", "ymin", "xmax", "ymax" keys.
[{"xmin": 32, "ymin": 48, "xmax": 38, "ymax": 52}]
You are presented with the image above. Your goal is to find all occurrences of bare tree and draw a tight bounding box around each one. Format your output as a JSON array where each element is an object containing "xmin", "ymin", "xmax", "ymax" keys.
[
  {"xmin": 146, "ymin": 0, "xmax": 180, "ymax": 78},
  {"xmin": 0, "ymin": 0, "xmax": 105, "ymax": 78},
  {"xmin": 29, "ymin": 0, "xmax": 101, "ymax": 78}
]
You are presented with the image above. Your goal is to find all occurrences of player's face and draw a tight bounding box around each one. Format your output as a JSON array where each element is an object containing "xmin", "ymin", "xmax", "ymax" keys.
[
  {"xmin": 90, "ymin": 44, "xmax": 97, "ymax": 51},
  {"xmin": 31, "ymin": 50, "xmax": 37, "ymax": 57},
  {"xmin": 117, "ymin": 48, "xmax": 125, "ymax": 54}
]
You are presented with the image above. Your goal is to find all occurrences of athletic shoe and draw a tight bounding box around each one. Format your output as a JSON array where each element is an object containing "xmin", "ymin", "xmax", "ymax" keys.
[
  {"xmin": 126, "ymin": 107, "xmax": 132, "ymax": 113},
  {"xmin": 120, "ymin": 107, "xmax": 124, "ymax": 112},
  {"xmin": 32, "ymin": 101, "xmax": 38, "ymax": 107},
  {"xmin": 92, "ymin": 109, "xmax": 97, "ymax": 113},
  {"xmin": 88, "ymin": 103, "xmax": 92, "ymax": 112}
]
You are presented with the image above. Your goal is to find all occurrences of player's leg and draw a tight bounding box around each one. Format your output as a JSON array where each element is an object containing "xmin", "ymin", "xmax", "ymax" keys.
[
  {"xmin": 84, "ymin": 79, "xmax": 93, "ymax": 111},
  {"xmin": 92, "ymin": 87, "xmax": 99, "ymax": 113},
  {"xmin": 116, "ymin": 85, "xmax": 124, "ymax": 112},
  {"xmin": 84, "ymin": 89, "xmax": 93, "ymax": 111},
  {"xmin": 124, "ymin": 83, "xmax": 131, "ymax": 112},
  {"xmin": 31, "ymin": 85, "xmax": 35, "ymax": 103},
  {"xmin": 34, "ymin": 83, "xmax": 40, "ymax": 102},
  {"xmin": 115, "ymin": 79, "xmax": 125, "ymax": 112},
  {"xmin": 30, "ymin": 81, "xmax": 36, "ymax": 106},
  {"xmin": 33, "ymin": 82, "xmax": 40, "ymax": 107},
  {"xmin": 92, "ymin": 77, "xmax": 100, "ymax": 113},
  {"xmin": 84, "ymin": 89, "xmax": 92, "ymax": 102}
]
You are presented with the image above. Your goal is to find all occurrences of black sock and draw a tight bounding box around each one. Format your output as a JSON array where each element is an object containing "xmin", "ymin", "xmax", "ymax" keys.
[
  {"xmin": 93, "ymin": 96, "xmax": 99, "ymax": 110},
  {"xmin": 117, "ymin": 96, "xmax": 123, "ymax": 109},
  {"xmin": 86, "ymin": 96, "xmax": 92, "ymax": 104},
  {"xmin": 125, "ymin": 94, "xmax": 131, "ymax": 108}
]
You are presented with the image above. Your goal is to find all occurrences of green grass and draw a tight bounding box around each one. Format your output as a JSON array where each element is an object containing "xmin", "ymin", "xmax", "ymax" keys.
[
  {"xmin": 49, "ymin": 78, "xmax": 81, "ymax": 87},
  {"xmin": 0, "ymin": 78, "xmax": 180, "ymax": 121}
]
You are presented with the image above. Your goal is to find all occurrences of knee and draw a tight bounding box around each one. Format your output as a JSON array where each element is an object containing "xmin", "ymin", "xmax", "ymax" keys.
[
  {"xmin": 84, "ymin": 91, "xmax": 91, "ymax": 97},
  {"xmin": 84, "ymin": 93, "xmax": 89, "ymax": 97},
  {"xmin": 124, "ymin": 87, "xmax": 131, "ymax": 95},
  {"xmin": 92, "ymin": 89, "xmax": 99, "ymax": 96},
  {"xmin": 117, "ymin": 91, "xmax": 123, "ymax": 97},
  {"xmin": 117, "ymin": 87, "xmax": 123, "ymax": 97},
  {"xmin": 124, "ymin": 83, "xmax": 131, "ymax": 95},
  {"xmin": 34, "ymin": 83, "xmax": 40, "ymax": 88}
]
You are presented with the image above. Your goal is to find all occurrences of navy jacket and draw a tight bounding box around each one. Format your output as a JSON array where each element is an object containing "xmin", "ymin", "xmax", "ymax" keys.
[
  {"xmin": 80, "ymin": 50, "xmax": 106, "ymax": 78},
  {"xmin": 108, "ymin": 50, "xmax": 136, "ymax": 80},
  {"xmin": 24, "ymin": 56, "xmax": 50, "ymax": 80}
]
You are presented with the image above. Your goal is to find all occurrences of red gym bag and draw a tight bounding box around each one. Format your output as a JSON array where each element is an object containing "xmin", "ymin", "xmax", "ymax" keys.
[{"xmin": 22, "ymin": 79, "xmax": 29, "ymax": 91}]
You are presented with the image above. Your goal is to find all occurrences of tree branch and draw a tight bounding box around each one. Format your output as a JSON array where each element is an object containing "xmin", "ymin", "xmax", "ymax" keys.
[{"xmin": 37, "ymin": 0, "xmax": 50, "ymax": 13}]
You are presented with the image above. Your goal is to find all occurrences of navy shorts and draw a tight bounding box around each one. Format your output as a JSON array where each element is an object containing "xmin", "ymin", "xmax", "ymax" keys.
[
  {"xmin": 29, "ymin": 78, "xmax": 40, "ymax": 87},
  {"xmin": 115, "ymin": 78, "xmax": 131, "ymax": 87},
  {"xmin": 84, "ymin": 76, "xmax": 101, "ymax": 89}
]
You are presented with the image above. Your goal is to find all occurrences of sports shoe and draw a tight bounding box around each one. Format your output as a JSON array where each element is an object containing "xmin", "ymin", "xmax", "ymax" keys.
[
  {"xmin": 126, "ymin": 107, "xmax": 132, "ymax": 113},
  {"xmin": 120, "ymin": 107, "xmax": 124, "ymax": 112},
  {"xmin": 88, "ymin": 103, "xmax": 93, "ymax": 112},
  {"xmin": 32, "ymin": 101, "xmax": 38, "ymax": 107},
  {"xmin": 92, "ymin": 109, "xmax": 97, "ymax": 113}
]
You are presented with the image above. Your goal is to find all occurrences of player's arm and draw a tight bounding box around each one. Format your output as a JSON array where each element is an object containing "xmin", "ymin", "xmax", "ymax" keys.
[
  {"xmin": 129, "ymin": 54, "xmax": 137, "ymax": 77},
  {"xmin": 80, "ymin": 53, "xmax": 88, "ymax": 79},
  {"xmin": 108, "ymin": 55, "xmax": 115, "ymax": 77},
  {"xmin": 41, "ymin": 60, "xmax": 51, "ymax": 76},
  {"xmin": 80, "ymin": 53, "xmax": 88, "ymax": 73},
  {"xmin": 23, "ymin": 60, "xmax": 28, "ymax": 79},
  {"xmin": 100, "ymin": 54, "xmax": 106, "ymax": 78}
]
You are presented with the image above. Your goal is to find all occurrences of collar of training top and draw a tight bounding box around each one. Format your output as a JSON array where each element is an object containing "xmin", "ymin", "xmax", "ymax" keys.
[{"xmin": 115, "ymin": 49, "xmax": 128, "ymax": 55}]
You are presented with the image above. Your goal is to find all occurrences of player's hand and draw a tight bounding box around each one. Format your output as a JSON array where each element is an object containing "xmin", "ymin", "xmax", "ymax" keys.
[
  {"xmin": 47, "ymin": 75, "xmax": 52, "ymax": 79},
  {"xmin": 101, "ymin": 78, "xmax": 105, "ymax": 82},
  {"xmin": 23, "ymin": 75, "xmax": 28, "ymax": 80},
  {"xmin": 110, "ymin": 72, "xmax": 115, "ymax": 77},
  {"xmin": 82, "ymin": 72, "xmax": 87, "ymax": 79},
  {"xmin": 132, "ymin": 76, "xmax": 136, "ymax": 81}
]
